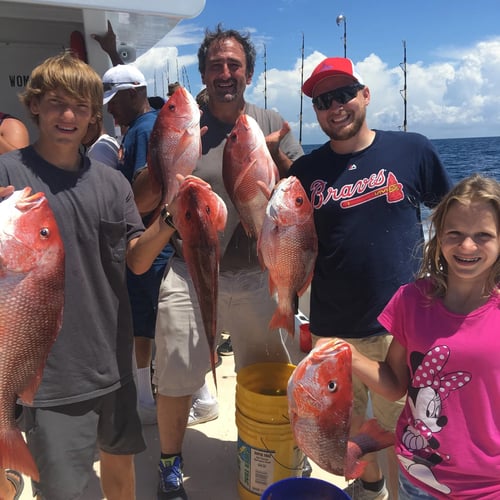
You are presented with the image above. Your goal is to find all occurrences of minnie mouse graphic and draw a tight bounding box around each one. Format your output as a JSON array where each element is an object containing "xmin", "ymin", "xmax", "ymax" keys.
[{"xmin": 397, "ymin": 345, "xmax": 471, "ymax": 494}]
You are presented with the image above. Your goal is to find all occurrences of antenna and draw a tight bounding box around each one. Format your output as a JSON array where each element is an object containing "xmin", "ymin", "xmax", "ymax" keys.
[
  {"xmin": 299, "ymin": 32, "xmax": 304, "ymax": 144},
  {"xmin": 399, "ymin": 40, "xmax": 407, "ymax": 132},
  {"xmin": 336, "ymin": 15, "xmax": 347, "ymax": 58}
]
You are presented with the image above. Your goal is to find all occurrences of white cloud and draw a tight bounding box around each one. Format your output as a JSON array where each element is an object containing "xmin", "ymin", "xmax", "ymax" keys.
[
  {"xmin": 133, "ymin": 33, "xmax": 500, "ymax": 143},
  {"xmin": 249, "ymin": 37, "xmax": 500, "ymax": 143}
]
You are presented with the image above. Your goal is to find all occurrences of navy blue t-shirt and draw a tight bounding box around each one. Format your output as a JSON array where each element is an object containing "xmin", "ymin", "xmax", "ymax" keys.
[{"xmin": 289, "ymin": 130, "xmax": 452, "ymax": 338}]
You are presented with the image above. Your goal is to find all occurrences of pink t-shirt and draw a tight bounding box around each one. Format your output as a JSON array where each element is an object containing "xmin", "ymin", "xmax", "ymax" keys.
[{"xmin": 379, "ymin": 279, "xmax": 500, "ymax": 499}]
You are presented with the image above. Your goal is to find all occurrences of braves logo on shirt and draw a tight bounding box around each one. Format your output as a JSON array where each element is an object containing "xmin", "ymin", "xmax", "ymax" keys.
[{"xmin": 309, "ymin": 169, "xmax": 404, "ymax": 209}]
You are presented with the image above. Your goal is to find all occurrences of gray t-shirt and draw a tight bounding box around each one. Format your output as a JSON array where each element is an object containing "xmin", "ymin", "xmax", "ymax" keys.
[
  {"xmin": 0, "ymin": 146, "xmax": 144, "ymax": 405},
  {"xmin": 178, "ymin": 102, "xmax": 303, "ymax": 271}
]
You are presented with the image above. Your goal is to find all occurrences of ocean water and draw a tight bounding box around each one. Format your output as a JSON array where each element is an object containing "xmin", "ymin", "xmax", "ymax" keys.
[
  {"xmin": 302, "ymin": 136, "xmax": 500, "ymax": 183},
  {"xmin": 301, "ymin": 136, "xmax": 500, "ymax": 230}
]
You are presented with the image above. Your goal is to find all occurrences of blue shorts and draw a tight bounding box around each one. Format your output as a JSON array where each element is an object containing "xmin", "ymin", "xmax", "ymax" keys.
[
  {"xmin": 19, "ymin": 381, "xmax": 145, "ymax": 500},
  {"xmin": 127, "ymin": 249, "xmax": 170, "ymax": 339},
  {"xmin": 399, "ymin": 470, "xmax": 439, "ymax": 500}
]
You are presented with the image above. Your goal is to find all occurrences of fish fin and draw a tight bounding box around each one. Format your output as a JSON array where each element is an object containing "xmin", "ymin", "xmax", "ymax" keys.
[
  {"xmin": 210, "ymin": 351, "xmax": 218, "ymax": 392},
  {"xmin": 257, "ymin": 249, "xmax": 266, "ymax": 270},
  {"xmin": 146, "ymin": 151, "xmax": 162, "ymax": 186},
  {"xmin": 18, "ymin": 367, "xmax": 45, "ymax": 405},
  {"xmin": 256, "ymin": 180, "xmax": 272, "ymax": 200},
  {"xmin": 0, "ymin": 428, "xmax": 40, "ymax": 481},
  {"xmin": 240, "ymin": 220, "xmax": 254, "ymax": 239},
  {"xmin": 267, "ymin": 274, "xmax": 276, "ymax": 296},
  {"xmin": 214, "ymin": 197, "xmax": 228, "ymax": 232},
  {"xmin": 297, "ymin": 275, "xmax": 313, "ymax": 297}
]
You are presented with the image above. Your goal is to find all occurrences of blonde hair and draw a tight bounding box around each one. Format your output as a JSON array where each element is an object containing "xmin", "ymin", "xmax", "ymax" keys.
[
  {"xmin": 20, "ymin": 51, "xmax": 103, "ymax": 124},
  {"xmin": 418, "ymin": 173, "xmax": 500, "ymax": 297}
]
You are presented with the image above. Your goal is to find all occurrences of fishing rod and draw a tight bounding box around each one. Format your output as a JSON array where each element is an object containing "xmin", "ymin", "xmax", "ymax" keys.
[
  {"xmin": 299, "ymin": 32, "xmax": 304, "ymax": 144},
  {"xmin": 400, "ymin": 40, "xmax": 407, "ymax": 132}
]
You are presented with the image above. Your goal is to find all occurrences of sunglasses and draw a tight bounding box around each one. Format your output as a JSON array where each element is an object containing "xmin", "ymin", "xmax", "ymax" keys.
[
  {"xmin": 312, "ymin": 84, "xmax": 365, "ymax": 110},
  {"xmin": 103, "ymin": 82, "xmax": 137, "ymax": 92}
]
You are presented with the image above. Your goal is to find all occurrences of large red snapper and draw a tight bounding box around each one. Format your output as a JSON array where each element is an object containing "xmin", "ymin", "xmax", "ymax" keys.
[
  {"xmin": 147, "ymin": 86, "xmax": 201, "ymax": 208},
  {"xmin": 288, "ymin": 339, "xmax": 394, "ymax": 479},
  {"xmin": 257, "ymin": 176, "xmax": 318, "ymax": 336},
  {"xmin": 222, "ymin": 114, "xmax": 278, "ymax": 239},
  {"xmin": 173, "ymin": 176, "xmax": 227, "ymax": 388},
  {"xmin": 0, "ymin": 188, "xmax": 65, "ymax": 481}
]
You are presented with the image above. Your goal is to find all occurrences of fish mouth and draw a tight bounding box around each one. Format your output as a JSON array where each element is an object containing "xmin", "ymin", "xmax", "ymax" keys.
[{"xmin": 15, "ymin": 188, "xmax": 45, "ymax": 211}]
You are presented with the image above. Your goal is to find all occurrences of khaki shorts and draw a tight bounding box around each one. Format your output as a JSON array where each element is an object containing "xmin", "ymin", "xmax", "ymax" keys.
[
  {"xmin": 154, "ymin": 257, "xmax": 290, "ymax": 397},
  {"xmin": 311, "ymin": 333, "xmax": 405, "ymax": 432}
]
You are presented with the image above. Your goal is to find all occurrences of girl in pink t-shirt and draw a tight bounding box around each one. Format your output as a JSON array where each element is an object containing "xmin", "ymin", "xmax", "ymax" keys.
[{"xmin": 348, "ymin": 174, "xmax": 500, "ymax": 499}]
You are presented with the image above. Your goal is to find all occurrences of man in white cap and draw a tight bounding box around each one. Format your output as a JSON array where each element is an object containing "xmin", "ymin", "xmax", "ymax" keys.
[
  {"xmin": 102, "ymin": 63, "xmax": 172, "ymax": 426},
  {"xmin": 289, "ymin": 57, "xmax": 452, "ymax": 500}
]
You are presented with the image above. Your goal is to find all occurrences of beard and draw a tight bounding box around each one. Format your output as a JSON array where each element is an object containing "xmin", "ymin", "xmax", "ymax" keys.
[
  {"xmin": 211, "ymin": 79, "xmax": 241, "ymax": 103},
  {"xmin": 322, "ymin": 107, "xmax": 366, "ymax": 141}
]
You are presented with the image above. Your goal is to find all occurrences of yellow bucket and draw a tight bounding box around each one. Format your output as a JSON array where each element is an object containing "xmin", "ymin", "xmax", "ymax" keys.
[{"xmin": 235, "ymin": 363, "xmax": 305, "ymax": 499}]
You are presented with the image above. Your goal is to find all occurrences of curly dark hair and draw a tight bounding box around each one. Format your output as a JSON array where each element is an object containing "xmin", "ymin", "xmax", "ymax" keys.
[{"xmin": 197, "ymin": 23, "xmax": 256, "ymax": 78}]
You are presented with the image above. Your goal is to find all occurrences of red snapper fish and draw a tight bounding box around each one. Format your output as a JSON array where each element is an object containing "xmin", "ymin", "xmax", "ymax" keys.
[
  {"xmin": 173, "ymin": 176, "xmax": 227, "ymax": 388},
  {"xmin": 147, "ymin": 86, "xmax": 201, "ymax": 208},
  {"xmin": 222, "ymin": 113, "xmax": 278, "ymax": 239},
  {"xmin": 257, "ymin": 176, "xmax": 318, "ymax": 336},
  {"xmin": 0, "ymin": 188, "xmax": 65, "ymax": 481},
  {"xmin": 287, "ymin": 339, "xmax": 394, "ymax": 479}
]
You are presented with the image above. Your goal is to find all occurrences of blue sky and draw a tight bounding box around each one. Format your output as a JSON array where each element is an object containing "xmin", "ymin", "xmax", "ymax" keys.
[{"xmin": 133, "ymin": 0, "xmax": 500, "ymax": 144}]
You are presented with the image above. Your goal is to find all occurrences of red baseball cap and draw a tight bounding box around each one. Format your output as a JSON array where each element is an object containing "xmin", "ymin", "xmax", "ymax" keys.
[{"xmin": 302, "ymin": 57, "xmax": 364, "ymax": 97}]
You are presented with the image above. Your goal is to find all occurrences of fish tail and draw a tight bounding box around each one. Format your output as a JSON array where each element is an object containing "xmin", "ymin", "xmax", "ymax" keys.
[
  {"xmin": 357, "ymin": 418, "xmax": 395, "ymax": 451},
  {"xmin": 269, "ymin": 309, "xmax": 295, "ymax": 337},
  {"xmin": 344, "ymin": 446, "xmax": 367, "ymax": 479},
  {"xmin": 344, "ymin": 419, "xmax": 394, "ymax": 480},
  {"xmin": 0, "ymin": 428, "xmax": 40, "ymax": 481}
]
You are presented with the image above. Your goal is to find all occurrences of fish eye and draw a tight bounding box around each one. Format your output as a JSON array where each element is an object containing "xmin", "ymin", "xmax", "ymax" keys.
[
  {"xmin": 295, "ymin": 196, "xmax": 304, "ymax": 206},
  {"xmin": 40, "ymin": 227, "xmax": 50, "ymax": 239},
  {"xmin": 185, "ymin": 210, "xmax": 192, "ymax": 221},
  {"xmin": 168, "ymin": 104, "xmax": 176, "ymax": 111},
  {"xmin": 327, "ymin": 380, "xmax": 337, "ymax": 392},
  {"xmin": 205, "ymin": 206, "xmax": 211, "ymax": 215}
]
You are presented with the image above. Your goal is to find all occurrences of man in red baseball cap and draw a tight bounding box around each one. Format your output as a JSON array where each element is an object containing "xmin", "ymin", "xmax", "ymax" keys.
[
  {"xmin": 301, "ymin": 57, "xmax": 364, "ymax": 97},
  {"xmin": 289, "ymin": 58, "xmax": 452, "ymax": 500}
]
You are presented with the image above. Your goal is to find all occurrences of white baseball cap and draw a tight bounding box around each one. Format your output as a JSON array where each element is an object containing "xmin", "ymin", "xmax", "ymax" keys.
[{"xmin": 102, "ymin": 64, "xmax": 147, "ymax": 104}]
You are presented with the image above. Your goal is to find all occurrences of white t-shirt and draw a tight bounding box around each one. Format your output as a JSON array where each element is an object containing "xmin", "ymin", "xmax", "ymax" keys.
[{"xmin": 87, "ymin": 134, "xmax": 119, "ymax": 169}]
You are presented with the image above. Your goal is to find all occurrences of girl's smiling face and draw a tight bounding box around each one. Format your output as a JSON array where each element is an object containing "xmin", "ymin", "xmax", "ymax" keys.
[{"xmin": 440, "ymin": 200, "xmax": 500, "ymax": 285}]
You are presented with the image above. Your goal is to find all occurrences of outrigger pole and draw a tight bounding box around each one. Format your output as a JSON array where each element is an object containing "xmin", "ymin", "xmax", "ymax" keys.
[
  {"xmin": 400, "ymin": 40, "xmax": 407, "ymax": 131},
  {"xmin": 299, "ymin": 32, "xmax": 304, "ymax": 144},
  {"xmin": 264, "ymin": 43, "xmax": 267, "ymax": 110}
]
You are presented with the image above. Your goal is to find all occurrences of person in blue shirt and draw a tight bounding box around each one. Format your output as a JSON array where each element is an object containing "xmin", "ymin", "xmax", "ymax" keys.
[
  {"xmin": 101, "ymin": 63, "xmax": 172, "ymax": 425},
  {"xmin": 289, "ymin": 57, "xmax": 453, "ymax": 500}
]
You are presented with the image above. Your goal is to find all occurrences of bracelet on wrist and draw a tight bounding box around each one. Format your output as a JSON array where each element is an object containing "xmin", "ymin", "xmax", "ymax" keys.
[{"xmin": 160, "ymin": 204, "xmax": 176, "ymax": 230}]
